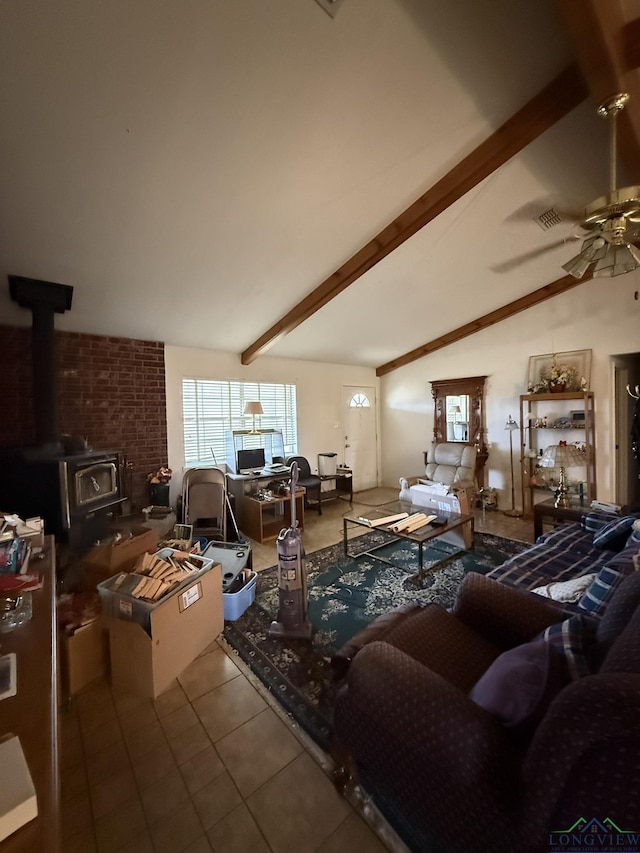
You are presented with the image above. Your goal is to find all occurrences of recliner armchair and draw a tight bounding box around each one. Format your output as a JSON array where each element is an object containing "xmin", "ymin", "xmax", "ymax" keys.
[
  {"xmin": 400, "ymin": 441, "xmax": 477, "ymax": 505},
  {"xmin": 285, "ymin": 455, "xmax": 323, "ymax": 514},
  {"xmin": 331, "ymin": 571, "xmax": 640, "ymax": 853}
]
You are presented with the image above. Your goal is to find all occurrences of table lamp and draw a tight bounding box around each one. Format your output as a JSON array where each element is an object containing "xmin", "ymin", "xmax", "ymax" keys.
[
  {"xmin": 243, "ymin": 401, "xmax": 264, "ymax": 434},
  {"xmin": 539, "ymin": 442, "xmax": 585, "ymax": 508}
]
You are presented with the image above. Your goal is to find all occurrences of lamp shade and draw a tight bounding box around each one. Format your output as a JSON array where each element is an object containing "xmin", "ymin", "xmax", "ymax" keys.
[
  {"xmin": 243, "ymin": 401, "xmax": 264, "ymax": 416},
  {"xmin": 504, "ymin": 415, "xmax": 518, "ymax": 431},
  {"xmin": 539, "ymin": 443, "xmax": 584, "ymax": 469}
]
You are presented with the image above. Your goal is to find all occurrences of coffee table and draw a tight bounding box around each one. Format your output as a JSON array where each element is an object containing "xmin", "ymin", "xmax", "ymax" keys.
[{"xmin": 343, "ymin": 500, "xmax": 474, "ymax": 588}]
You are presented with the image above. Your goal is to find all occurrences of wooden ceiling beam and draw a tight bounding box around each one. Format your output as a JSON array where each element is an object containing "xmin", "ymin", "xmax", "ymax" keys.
[
  {"xmin": 378, "ymin": 4, "xmax": 640, "ymax": 378},
  {"xmin": 556, "ymin": 0, "xmax": 640, "ymax": 181},
  {"xmin": 241, "ymin": 64, "xmax": 587, "ymax": 365},
  {"xmin": 375, "ymin": 274, "xmax": 591, "ymax": 377}
]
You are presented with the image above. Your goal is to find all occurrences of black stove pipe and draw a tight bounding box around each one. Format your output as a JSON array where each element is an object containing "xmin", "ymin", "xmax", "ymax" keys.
[{"xmin": 9, "ymin": 275, "xmax": 74, "ymax": 452}]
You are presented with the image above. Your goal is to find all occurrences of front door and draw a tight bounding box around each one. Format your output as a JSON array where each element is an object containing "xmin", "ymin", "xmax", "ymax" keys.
[{"xmin": 342, "ymin": 385, "xmax": 378, "ymax": 492}]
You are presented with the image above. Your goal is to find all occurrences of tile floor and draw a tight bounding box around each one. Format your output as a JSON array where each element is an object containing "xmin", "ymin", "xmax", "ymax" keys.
[{"xmin": 60, "ymin": 488, "xmax": 536, "ymax": 852}]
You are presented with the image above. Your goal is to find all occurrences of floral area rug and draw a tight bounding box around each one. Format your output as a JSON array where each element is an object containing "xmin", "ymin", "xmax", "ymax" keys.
[{"xmin": 223, "ymin": 531, "xmax": 527, "ymax": 751}]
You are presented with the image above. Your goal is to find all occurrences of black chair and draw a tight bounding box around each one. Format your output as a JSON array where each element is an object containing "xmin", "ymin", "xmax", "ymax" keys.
[{"xmin": 285, "ymin": 455, "xmax": 323, "ymax": 515}]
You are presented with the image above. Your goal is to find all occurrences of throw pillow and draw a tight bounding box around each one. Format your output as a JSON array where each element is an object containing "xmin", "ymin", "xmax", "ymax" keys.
[
  {"xmin": 532, "ymin": 573, "xmax": 596, "ymax": 603},
  {"xmin": 581, "ymin": 510, "xmax": 619, "ymax": 533},
  {"xmin": 579, "ymin": 538, "xmax": 640, "ymax": 618},
  {"xmin": 469, "ymin": 640, "xmax": 567, "ymax": 734},
  {"xmin": 592, "ymin": 516, "xmax": 637, "ymax": 550},
  {"xmin": 579, "ymin": 567, "xmax": 627, "ymax": 618},
  {"xmin": 538, "ymin": 614, "xmax": 596, "ymax": 680}
]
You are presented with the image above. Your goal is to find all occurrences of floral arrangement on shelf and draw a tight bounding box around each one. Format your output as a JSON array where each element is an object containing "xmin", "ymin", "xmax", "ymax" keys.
[
  {"xmin": 147, "ymin": 466, "xmax": 172, "ymax": 484},
  {"xmin": 528, "ymin": 355, "xmax": 587, "ymax": 394}
]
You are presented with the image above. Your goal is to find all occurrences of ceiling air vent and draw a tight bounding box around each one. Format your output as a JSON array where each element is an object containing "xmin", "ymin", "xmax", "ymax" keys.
[
  {"xmin": 313, "ymin": 0, "xmax": 345, "ymax": 18},
  {"xmin": 534, "ymin": 207, "xmax": 564, "ymax": 230}
]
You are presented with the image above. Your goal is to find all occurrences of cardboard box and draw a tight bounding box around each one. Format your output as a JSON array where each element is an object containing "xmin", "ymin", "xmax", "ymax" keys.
[
  {"xmin": 106, "ymin": 563, "xmax": 222, "ymax": 699},
  {"xmin": 60, "ymin": 619, "xmax": 109, "ymax": 696},
  {"xmin": 97, "ymin": 549, "xmax": 215, "ymax": 633},
  {"xmin": 407, "ymin": 484, "xmax": 472, "ymax": 548},
  {"xmin": 82, "ymin": 526, "xmax": 158, "ymax": 587}
]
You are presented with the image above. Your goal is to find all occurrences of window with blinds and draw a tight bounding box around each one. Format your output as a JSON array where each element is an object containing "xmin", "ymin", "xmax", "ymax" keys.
[{"xmin": 182, "ymin": 380, "xmax": 298, "ymax": 466}]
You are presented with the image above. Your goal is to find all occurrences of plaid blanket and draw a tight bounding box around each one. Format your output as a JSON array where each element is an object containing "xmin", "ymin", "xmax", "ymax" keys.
[{"xmin": 486, "ymin": 523, "xmax": 616, "ymax": 591}]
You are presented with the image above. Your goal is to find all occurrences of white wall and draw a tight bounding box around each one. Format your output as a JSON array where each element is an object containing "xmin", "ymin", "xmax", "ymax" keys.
[
  {"xmin": 380, "ymin": 272, "xmax": 640, "ymax": 506},
  {"xmin": 164, "ymin": 346, "xmax": 378, "ymax": 503},
  {"xmin": 165, "ymin": 273, "xmax": 640, "ymax": 510}
]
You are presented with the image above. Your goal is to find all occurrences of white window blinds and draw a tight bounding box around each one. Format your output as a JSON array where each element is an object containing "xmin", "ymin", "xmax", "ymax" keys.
[{"xmin": 182, "ymin": 380, "xmax": 297, "ymax": 466}]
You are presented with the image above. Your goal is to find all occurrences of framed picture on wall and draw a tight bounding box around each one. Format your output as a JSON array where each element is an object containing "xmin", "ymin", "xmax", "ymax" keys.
[{"xmin": 527, "ymin": 349, "xmax": 592, "ymax": 393}]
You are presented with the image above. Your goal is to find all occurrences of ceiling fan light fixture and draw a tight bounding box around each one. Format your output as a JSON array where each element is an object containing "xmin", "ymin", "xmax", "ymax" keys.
[
  {"xmin": 592, "ymin": 242, "xmax": 640, "ymax": 278},
  {"xmin": 562, "ymin": 235, "xmax": 607, "ymax": 279},
  {"xmin": 562, "ymin": 252, "xmax": 592, "ymax": 279},
  {"xmin": 561, "ymin": 92, "xmax": 640, "ymax": 279},
  {"xmin": 596, "ymin": 92, "xmax": 630, "ymax": 119}
]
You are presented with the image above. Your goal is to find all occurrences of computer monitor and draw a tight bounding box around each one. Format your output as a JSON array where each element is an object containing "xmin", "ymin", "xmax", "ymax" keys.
[{"xmin": 237, "ymin": 447, "xmax": 265, "ymax": 473}]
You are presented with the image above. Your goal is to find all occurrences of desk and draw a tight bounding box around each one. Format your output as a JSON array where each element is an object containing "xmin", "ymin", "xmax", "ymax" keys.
[
  {"xmin": 533, "ymin": 498, "xmax": 587, "ymax": 540},
  {"xmin": 242, "ymin": 489, "xmax": 305, "ymax": 544},
  {"xmin": 227, "ymin": 472, "xmax": 291, "ymax": 529},
  {"xmin": 0, "ymin": 537, "xmax": 59, "ymax": 853}
]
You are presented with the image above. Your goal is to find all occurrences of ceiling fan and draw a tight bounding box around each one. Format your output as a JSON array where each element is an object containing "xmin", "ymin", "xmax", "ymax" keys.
[{"xmin": 562, "ymin": 92, "xmax": 640, "ymax": 279}]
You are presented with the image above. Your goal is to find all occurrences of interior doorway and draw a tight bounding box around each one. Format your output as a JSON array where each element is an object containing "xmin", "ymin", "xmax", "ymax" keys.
[
  {"xmin": 341, "ymin": 385, "xmax": 378, "ymax": 492},
  {"xmin": 613, "ymin": 352, "xmax": 640, "ymax": 506}
]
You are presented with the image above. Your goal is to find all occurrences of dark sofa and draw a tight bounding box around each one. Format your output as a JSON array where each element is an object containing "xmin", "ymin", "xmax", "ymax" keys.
[
  {"xmin": 331, "ymin": 512, "xmax": 640, "ymax": 853},
  {"xmin": 486, "ymin": 510, "xmax": 640, "ymax": 596}
]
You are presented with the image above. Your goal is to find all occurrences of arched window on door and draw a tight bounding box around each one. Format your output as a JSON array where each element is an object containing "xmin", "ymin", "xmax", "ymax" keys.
[{"xmin": 349, "ymin": 393, "xmax": 370, "ymax": 408}]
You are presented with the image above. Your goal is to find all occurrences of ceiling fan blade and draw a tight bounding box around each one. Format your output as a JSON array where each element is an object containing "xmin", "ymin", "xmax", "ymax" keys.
[{"xmin": 491, "ymin": 235, "xmax": 581, "ymax": 273}]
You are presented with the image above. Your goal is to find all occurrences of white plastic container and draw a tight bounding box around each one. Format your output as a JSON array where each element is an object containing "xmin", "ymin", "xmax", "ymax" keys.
[{"xmin": 318, "ymin": 452, "xmax": 338, "ymax": 477}]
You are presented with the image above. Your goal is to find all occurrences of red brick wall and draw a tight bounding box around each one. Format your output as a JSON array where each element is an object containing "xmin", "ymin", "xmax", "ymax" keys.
[
  {"xmin": 0, "ymin": 324, "xmax": 168, "ymax": 510},
  {"xmin": 1, "ymin": 325, "xmax": 35, "ymax": 446}
]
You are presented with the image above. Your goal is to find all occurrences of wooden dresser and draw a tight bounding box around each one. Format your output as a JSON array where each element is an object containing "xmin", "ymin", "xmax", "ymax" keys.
[{"xmin": 0, "ymin": 536, "xmax": 59, "ymax": 853}]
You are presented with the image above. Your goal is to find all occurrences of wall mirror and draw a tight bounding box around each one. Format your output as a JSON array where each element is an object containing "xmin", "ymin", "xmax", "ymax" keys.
[{"xmin": 430, "ymin": 376, "xmax": 488, "ymax": 488}]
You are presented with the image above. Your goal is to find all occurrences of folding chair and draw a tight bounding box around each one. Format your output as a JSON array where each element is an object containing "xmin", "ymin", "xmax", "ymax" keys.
[{"xmin": 181, "ymin": 466, "xmax": 227, "ymax": 540}]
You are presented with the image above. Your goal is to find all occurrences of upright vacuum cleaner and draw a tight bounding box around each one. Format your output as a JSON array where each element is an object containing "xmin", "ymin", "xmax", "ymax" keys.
[{"xmin": 269, "ymin": 461, "xmax": 313, "ymax": 640}]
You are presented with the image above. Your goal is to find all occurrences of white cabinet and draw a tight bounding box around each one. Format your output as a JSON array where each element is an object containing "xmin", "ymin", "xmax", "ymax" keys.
[{"xmin": 519, "ymin": 392, "xmax": 596, "ymax": 518}]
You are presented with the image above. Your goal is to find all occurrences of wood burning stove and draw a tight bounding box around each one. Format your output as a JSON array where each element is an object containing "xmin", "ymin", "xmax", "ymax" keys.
[
  {"xmin": 2, "ymin": 275, "xmax": 128, "ymax": 553},
  {"xmin": 0, "ymin": 448, "xmax": 125, "ymax": 553}
]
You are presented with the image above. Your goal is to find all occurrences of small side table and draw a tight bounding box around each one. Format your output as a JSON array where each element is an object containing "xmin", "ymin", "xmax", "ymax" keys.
[
  {"xmin": 533, "ymin": 498, "xmax": 587, "ymax": 540},
  {"xmin": 319, "ymin": 470, "xmax": 353, "ymax": 507},
  {"xmin": 241, "ymin": 488, "xmax": 305, "ymax": 544}
]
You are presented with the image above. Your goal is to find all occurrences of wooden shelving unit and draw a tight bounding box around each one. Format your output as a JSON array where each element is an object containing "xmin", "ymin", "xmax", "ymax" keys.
[
  {"xmin": 241, "ymin": 489, "xmax": 305, "ymax": 543},
  {"xmin": 519, "ymin": 391, "xmax": 596, "ymax": 519}
]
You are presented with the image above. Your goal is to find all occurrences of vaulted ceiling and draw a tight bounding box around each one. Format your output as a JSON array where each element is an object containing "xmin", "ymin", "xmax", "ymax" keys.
[{"xmin": 1, "ymin": 0, "xmax": 638, "ymax": 371}]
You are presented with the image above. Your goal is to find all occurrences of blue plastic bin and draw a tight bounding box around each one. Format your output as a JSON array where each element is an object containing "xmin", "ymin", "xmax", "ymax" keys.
[
  {"xmin": 202, "ymin": 541, "xmax": 252, "ymax": 591},
  {"xmin": 223, "ymin": 571, "xmax": 257, "ymax": 621}
]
